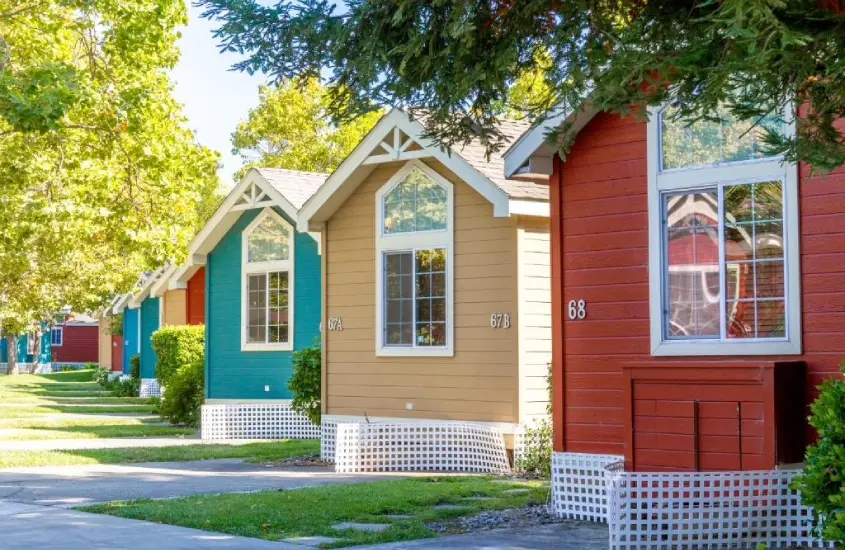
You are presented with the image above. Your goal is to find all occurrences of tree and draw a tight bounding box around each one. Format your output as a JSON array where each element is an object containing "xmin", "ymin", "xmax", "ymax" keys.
[
  {"xmin": 0, "ymin": 0, "xmax": 222, "ymax": 336},
  {"xmin": 199, "ymin": 0, "xmax": 845, "ymax": 169},
  {"xmin": 232, "ymin": 79, "xmax": 382, "ymax": 178}
]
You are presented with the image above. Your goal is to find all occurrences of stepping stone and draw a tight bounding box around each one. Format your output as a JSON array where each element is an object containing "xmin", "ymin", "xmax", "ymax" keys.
[
  {"xmin": 330, "ymin": 522, "xmax": 391, "ymax": 532},
  {"xmin": 431, "ymin": 504, "xmax": 468, "ymax": 510},
  {"xmin": 282, "ymin": 536, "xmax": 342, "ymax": 547},
  {"xmin": 502, "ymin": 488, "xmax": 530, "ymax": 494},
  {"xmin": 382, "ymin": 514, "xmax": 413, "ymax": 520}
]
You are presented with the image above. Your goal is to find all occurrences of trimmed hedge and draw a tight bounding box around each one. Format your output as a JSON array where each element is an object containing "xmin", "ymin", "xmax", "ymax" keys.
[
  {"xmin": 129, "ymin": 354, "xmax": 140, "ymax": 380},
  {"xmin": 288, "ymin": 340, "xmax": 321, "ymax": 425},
  {"xmin": 151, "ymin": 325, "xmax": 204, "ymax": 387},
  {"xmin": 159, "ymin": 359, "xmax": 204, "ymax": 426}
]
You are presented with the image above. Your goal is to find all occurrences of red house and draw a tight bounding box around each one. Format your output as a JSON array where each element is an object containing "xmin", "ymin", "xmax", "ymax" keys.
[
  {"xmin": 505, "ymin": 104, "xmax": 843, "ymax": 547},
  {"xmin": 51, "ymin": 314, "xmax": 99, "ymax": 366}
]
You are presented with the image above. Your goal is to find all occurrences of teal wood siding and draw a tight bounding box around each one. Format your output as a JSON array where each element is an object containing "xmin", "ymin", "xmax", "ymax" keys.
[
  {"xmin": 206, "ymin": 207, "xmax": 321, "ymax": 399},
  {"xmin": 122, "ymin": 308, "xmax": 139, "ymax": 374},
  {"xmin": 38, "ymin": 330, "xmax": 50, "ymax": 363},
  {"xmin": 139, "ymin": 297, "xmax": 160, "ymax": 379}
]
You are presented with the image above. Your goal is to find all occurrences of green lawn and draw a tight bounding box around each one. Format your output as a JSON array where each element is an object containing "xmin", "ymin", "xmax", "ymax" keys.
[
  {"xmin": 0, "ymin": 424, "xmax": 195, "ymax": 440},
  {"xmin": 0, "ymin": 370, "xmax": 97, "ymax": 386},
  {"xmin": 0, "ymin": 405, "xmax": 156, "ymax": 417},
  {"xmin": 0, "ymin": 395, "xmax": 150, "ymax": 405},
  {"xmin": 0, "ymin": 439, "xmax": 320, "ymax": 468},
  {"xmin": 80, "ymin": 477, "xmax": 547, "ymax": 548},
  {"xmin": 0, "ymin": 416, "xmax": 162, "ymax": 429}
]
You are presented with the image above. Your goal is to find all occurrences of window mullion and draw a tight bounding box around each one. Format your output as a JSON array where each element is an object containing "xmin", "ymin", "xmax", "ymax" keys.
[
  {"xmin": 411, "ymin": 248, "xmax": 417, "ymax": 349},
  {"xmin": 264, "ymin": 272, "xmax": 270, "ymax": 344},
  {"xmin": 718, "ymin": 185, "xmax": 727, "ymax": 341}
]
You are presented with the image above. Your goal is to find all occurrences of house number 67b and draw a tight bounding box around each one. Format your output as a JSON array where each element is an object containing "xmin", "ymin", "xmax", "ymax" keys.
[{"xmin": 568, "ymin": 300, "xmax": 586, "ymax": 320}]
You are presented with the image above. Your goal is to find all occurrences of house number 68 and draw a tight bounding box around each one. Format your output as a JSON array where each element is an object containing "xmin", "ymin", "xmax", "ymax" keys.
[{"xmin": 568, "ymin": 299, "xmax": 586, "ymax": 320}]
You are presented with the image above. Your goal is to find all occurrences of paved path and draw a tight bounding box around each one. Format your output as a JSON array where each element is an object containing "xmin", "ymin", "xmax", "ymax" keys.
[
  {"xmin": 358, "ymin": 522, "xmax": 608, "ymax": 549},
  {"xmin": 0, "ymin": 459, "xmax": 412, "ymax": 507},
  {"xmin": 0, "ymin": 435, "xmax": 276, "ymax": 451},
  {"xmin": 0, "ymin": 501, "xmax": 302, "ymax": 549}
]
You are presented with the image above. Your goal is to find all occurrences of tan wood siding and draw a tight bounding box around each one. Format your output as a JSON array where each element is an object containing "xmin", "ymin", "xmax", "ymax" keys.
[
  {"xmin": 325, "ymin": 160, "xmax": 520, "ymax": 423},
  {"xmin": 162, "ymin": 289, "xmax": 187, "ymax": 326},
  {"xmin": 98, "ymin": 317, "xmax": 111, "ymax": 369},
  {"xmin": 517, "ymin": 216, "xmax": 552, "ymax": 424}
]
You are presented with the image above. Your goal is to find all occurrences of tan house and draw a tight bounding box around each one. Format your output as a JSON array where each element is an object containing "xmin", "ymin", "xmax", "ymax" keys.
[
  {"xmin": 150, "ymin": 263, "xmax": 187, "ymax": 326},
  {"xmin": 298, "ymin": 108, "xmax": 552, "ymax": 462}
]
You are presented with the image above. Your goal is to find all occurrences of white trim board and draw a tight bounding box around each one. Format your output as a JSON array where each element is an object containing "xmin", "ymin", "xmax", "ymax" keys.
[
  {"xmin": 298, "ymin": 108, "xmax": 514, "ymax": 233},
  {"xmin": 322, "ymin": 414, "xmax": 521, "ymax": 434}
]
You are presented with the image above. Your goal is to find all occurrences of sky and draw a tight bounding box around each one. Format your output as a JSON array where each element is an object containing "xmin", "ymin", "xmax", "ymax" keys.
[{"xmin": 170, "ymin": 3, "xmax": 269, "ymax": 189}]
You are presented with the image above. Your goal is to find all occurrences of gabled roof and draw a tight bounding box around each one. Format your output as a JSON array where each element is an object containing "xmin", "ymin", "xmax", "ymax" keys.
[
  {"xmin": 150, "ymin": 262, "xmax": 178, "ymax": 298},
  {"xmin": 503, "ymin": 101, "xmax": 597, "ymax": 178},
  {"xmin": 172, "ymin": 167, "xmax": 327, "ymax": 286},
  {"xmin": 298, "ymin": 108, "xmax": 549, "ymax": 231},
  {"xmin": 129, "ymin": 265, "xmax": 166, "ymax": 308}
]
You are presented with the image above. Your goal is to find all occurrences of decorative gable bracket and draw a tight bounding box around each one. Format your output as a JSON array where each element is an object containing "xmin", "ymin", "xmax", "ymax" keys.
[
  {"xmin": 363, "ymin": 127, "xmax": 430, "ymax": 165},
  {"xmin": 232, "ymin": 181, "xmax": 276, "ymax": 212}
]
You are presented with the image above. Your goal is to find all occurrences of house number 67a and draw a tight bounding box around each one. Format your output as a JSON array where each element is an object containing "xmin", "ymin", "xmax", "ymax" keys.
[
  {"xmin": 568, "ymin": 299, "xmax": 586, "ymax": 320},
  {"xmin": 327, "ymin": 317, "xmax": 343, "ymax": 331}
]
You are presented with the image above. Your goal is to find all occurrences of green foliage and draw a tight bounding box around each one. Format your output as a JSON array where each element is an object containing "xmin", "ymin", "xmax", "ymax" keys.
[
  {"xmin": 0, "ymin": 0, "xmax": 222, "ymax": 331},
  {"xmin": 515, "ymin": 418, "xmax": 552, "ymax": 479},
  {"xmin": 200, "ymin": 0, "xmax": 845, "ymax": 169},
  {"xmin": 151, "ymin": 325, "xmax": 205, "ymax": 387},
  {"xmin": 287, "ymin": 341, "xmax": 321, "ymax": 425},
  {"xmin": 158, "ymin": 360, "xmax": 204, "ymax": 427},
  {"xmin": 129, "ymin": 355, "xmax": 140, "ymax": 381},
  {"xmin": 94, "ymin": 367, "xmax": 111, "ymax": 386},
  {"xmin": 232, "ymin": 79, "xmax": 382, "ymax": 179},
  {"xmin": 792, "ymin": 361, "xmax": 845, "ymax": 543},
  {"xmin": 107, "ymin": 377, "xmax": 141, "ymax": 398},
  {"xmin": 58, "ymin": 365, "xmax": 76, "ymax": 372},
  {"xmin": 107, "ymin": 314, "xmax": 124, "ymax": 337},
  {"xmin": 515, "ymin": 363, "xmax": 553, "ymax": 478}
]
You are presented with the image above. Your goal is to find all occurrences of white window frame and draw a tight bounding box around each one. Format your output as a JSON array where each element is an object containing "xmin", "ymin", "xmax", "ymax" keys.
[
  {"xmin": 375, "ymin": 160, "xmax": 455, "ymax": 357},
  {"xmin": 50, "ymin": 326, "xmax": 63, "ymax": 347},
  {"xmin": 241, "ymin": 207, "xmax": 295, "ymax": 352},
  {"xmin": 647, "ymin": 104, "xmax": 801, "ymax": 356}
]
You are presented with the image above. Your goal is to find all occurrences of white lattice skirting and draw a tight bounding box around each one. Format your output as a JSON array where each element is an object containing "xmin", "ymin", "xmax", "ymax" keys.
[
  {"xmin": 201, "ymin": 403, "xmax": 321, "ymax": 440},
  {"xmin": 51, "ymin": 362, "xmax": 93, "ymax": 371},
  {"xmin": 321, "ymin": 418, "xmax": 338, "ymax": 461},
  {"xmin": 139, "ymin": 378, "xmax": 161, "ymax": 398},
  {"xmin": 333, "ymin": 422, "xmax": 511, "ymax": 474},
  {"xmin": 0, "ymin": 362, "xmax": 49, "ymax": 374},
  {"xmin": 551, "ymin": 452, "xmax": 827, "ymax": 549}
]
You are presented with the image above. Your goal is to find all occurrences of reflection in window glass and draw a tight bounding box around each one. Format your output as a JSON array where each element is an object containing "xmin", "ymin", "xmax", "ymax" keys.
[
  {"xmin": 383, "ymin": 248, "xmax": 448, "ymax": 348},
  {"xmin": 383, "ymin": 168, "xmax": 447, "ymax": 234},
  {"xmin": 384, "ymin": 252, "xmax": 414, "ymax": 345},
  {"xmin": 661, "ymin": 105, "xmax": 782, "ymax": 170},
  {"xmin": 662, "ymin": 180, "xmax": 786, "ymax": 341},
  {"xmin": 246, "ymin": 271, "xmax": 289, "ymax": 344},
  {"xmin": 664, "ymin": 191, "xmax": 721, "ymax": 338},
  {"xmin": 415, "ymin": 248, "xmax": 447, "ymax": 346},
  {"xmin": 248, "ymin": 215, "xmax": 290, "ymax": 263}
]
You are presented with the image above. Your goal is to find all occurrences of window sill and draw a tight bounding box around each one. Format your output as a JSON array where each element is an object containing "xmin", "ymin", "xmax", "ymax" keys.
[
  {"xmin": 241, "ymin": 343, "xmax": 293, "ymax": 352},
  {"xmin": 651, "ymin": 339, "xmax": 801, "ymax": 357},
  {"xmin": 376, "ymin": 346, "xmax": 454, "ymax": 358}
]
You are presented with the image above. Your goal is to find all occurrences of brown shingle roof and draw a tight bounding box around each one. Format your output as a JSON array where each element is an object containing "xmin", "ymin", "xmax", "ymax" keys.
[
  {"xmin": 454, "ymin": 119, "xmax": 549, "ymax": 202},
  {"xmin": 254, "ymin": 168, "xmax": 329, "ymax": 210}
]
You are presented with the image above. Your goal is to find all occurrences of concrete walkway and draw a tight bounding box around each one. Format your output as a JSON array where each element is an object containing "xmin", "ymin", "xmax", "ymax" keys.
[
  {"xmin": 0, "ymin": 459, "xmax": 412, "ymax": 507},
  {"xmin": 0, "ymin": 501, "xmax": 302, "ymax": 549},
  {"xmin": 0, "ymin": 435, "xmax": 274, "ymax": 451},
  {"xmin": 358, "ymin": 522, "xmax": 608, "ymax": 549}
]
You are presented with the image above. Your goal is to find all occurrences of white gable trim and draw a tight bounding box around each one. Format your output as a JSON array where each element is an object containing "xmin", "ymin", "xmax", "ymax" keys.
[
  {"xmin": 112, "ymin": 292, "xmax": 134, "ymax": 315},
  {"xmin": 298, "ymin": 108, "xmax": 511, "ymax": 232},
  {"xmin": 150, "ymin": 263, "xmax": 178, "ymax": 298},
  {"xmin": 129, "ymin": 266, "xmax": 165, "ymax": 308},
  {"xmin": 504, "ymin": 102, "xmax": 597, "ymax": 178},
  {"xmin": 173, "ymin": 168, "xmax": 301, "ymax": 286}
]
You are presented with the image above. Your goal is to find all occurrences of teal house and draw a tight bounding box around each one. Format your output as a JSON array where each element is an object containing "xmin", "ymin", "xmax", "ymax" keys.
[
  {"xmin": 128, "ymin": 267, "xmax": 166, "ymax": 397},
  {"xmin": 0, "ymin": 329, "xmax": 50, "ymax": 372},
  {"xmin": 172, "ymin": 168, "xmax": 325, "ymax": 440}
]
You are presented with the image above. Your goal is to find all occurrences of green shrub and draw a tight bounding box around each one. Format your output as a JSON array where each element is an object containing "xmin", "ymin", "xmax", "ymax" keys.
[
  {"xmin": 129, "ymin": 354, "xmax": 140, "ymax": 380},
  {"xmin": 59, "ymin": 365, "xmax": 75, "ymax": 372},
  {"xmin": 159, "ymin": 359, "xmax": 204, "ymax": 426},
  {"xmin": 94, "ymin": 367, "xmax": 111, "ymax": 386},
  {"xmin": 288, "ymin": 341, "xmax": 321, "ymax": 425},
  {"xmin": 151, "ymin": 325, "xmax": 204, "ymax": 387},
  {"xmin": 108, "ymin": 376, "xmax": 140, "ymax": 397},
  {"xmin": 515, "ymin": 363, "xmax": 553, "ymax": 478},
  {"xmin": 792, "ymin": 361, "xmax": 845, "ymax": 543}
]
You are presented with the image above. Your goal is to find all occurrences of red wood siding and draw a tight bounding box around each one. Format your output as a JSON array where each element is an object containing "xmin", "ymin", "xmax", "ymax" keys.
[
  {"xmin": 187, "ymin": 267, "xmax": 205, "ymax": 325},
  {"xmin": 551, "ymin": 111, "xmax": 845, "ymax": 470},
  {"xmin": 111, "ymin": 334, "xmax": 123, "ymax": 372},
  {"xmin": 51, "ymin": 325, "xmax": 99, "ymax": 363}
]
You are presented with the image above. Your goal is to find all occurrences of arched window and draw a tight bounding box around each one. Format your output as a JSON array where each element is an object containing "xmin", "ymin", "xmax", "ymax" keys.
[
  {"xmin": 375, "ymin": 161, "xmax": 454, "ymax": 356},
  {"xmin": 241, "ymin": 208, "xmax": 294, "ymax": 351},
  {"xmin": 647, "ymin": 104, "xmax": 800, "ymax": 356}
]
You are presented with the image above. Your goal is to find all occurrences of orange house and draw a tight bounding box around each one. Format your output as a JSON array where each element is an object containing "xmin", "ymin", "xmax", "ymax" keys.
[{"xmin": 506, "ymin": 104, "xmax": 842, "ymax": 547}]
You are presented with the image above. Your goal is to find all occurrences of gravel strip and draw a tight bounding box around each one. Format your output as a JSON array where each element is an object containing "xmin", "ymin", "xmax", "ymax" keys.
[
  {"xmin": 262, "ymin": 454, "xmax": 329, "ymax": 468},
  {"xmin": 427, "ymin": 504, "xmax": 561, "ymax": 535}
]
